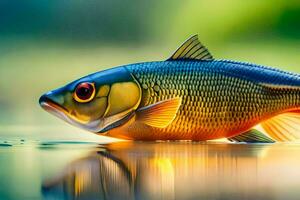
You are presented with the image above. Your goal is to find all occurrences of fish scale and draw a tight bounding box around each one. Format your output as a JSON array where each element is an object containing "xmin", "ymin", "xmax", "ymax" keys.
[{"xmin": 124, "ymin": 60, "xmax": 300, "ymax": 140}]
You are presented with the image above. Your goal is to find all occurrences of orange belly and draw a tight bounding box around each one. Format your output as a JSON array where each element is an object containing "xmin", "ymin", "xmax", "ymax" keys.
[{"xmin": 105, "ymin": 117, "xmax": 261, "ymax": 141}]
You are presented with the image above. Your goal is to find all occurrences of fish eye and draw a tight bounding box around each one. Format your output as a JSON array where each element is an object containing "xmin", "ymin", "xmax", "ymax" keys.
[{"xmin": 74, "ymin": 82, "xmax": 95, "ymax": 103}]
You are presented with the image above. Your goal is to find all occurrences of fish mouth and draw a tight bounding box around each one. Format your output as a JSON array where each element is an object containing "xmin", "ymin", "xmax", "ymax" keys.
[
  {"xmin": 39, "ymin": 94, "xmax": 104, "ymax": 132},
  {"xmin": 39, "ymin": 95, "xmax": 70, "ymax": 122}
]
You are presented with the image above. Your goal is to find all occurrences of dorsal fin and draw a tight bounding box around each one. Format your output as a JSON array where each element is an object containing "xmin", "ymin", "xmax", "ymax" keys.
[{"xmin": 167, "ymin": 35, "xmax": 214, "ymax": 61}]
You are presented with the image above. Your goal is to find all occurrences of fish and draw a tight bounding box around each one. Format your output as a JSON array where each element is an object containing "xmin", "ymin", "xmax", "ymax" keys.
[{"xmin": 39, "ymin": 35, "xmax": 300, "ymax": 142}]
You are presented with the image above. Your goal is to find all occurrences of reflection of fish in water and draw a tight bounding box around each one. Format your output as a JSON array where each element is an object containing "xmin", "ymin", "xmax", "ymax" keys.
[
  {"xmin": 43, "ymin": 143, "xmax": 299, "ymax": 200},
  {"xmin": 42, "ymin": 151, "xmax": 133, "ymax": 200},
  {"xmin": 40, "ymin": 35, "xmax": 300, "ymax": 142}
]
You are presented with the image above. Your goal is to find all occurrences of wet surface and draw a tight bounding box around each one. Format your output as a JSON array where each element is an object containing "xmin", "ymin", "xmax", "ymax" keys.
[{"xmin": 1, "ymin": 141, "xmax": 300, "ymax": 200}]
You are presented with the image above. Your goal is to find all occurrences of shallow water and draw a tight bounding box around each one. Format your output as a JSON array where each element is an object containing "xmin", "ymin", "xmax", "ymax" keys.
[{"xmin": 1, "ymin": 139, "xmax": 300, "ymax": 200}]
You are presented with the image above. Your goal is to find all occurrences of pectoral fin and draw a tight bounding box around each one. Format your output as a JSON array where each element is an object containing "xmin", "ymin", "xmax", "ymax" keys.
[
  {"xmin": 136, "ymin": 97, "xmax": 182, "ymax": 128},
  {"xmin": 228, "ymin": 129, "xmax": 275, "ymax": 143}
]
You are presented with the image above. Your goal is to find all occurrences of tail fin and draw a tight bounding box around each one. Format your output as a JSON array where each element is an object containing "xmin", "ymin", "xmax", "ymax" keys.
[{"xmin": 260, "ymin": 112, "xmax": 300, "ymax": 142}]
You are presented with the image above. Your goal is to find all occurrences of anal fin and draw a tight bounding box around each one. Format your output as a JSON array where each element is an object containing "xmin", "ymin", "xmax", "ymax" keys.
[
  {"xmin": 228, "ymin": 129, "xmax": 275, "ymax": 143},
  {"xmin": 260, "ymin": 112, "xmax": 300, "ymax": 142}
]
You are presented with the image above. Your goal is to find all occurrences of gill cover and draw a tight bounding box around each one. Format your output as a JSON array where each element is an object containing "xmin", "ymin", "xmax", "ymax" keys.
[{"xmin": 99, "ymin": 81, "xmax": 142, "ymax": 132}]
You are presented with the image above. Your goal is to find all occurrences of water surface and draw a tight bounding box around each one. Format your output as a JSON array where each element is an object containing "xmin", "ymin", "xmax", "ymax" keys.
[{"xmin": 1, "ymin": 140, "xmax": 300, "ymax": 200}]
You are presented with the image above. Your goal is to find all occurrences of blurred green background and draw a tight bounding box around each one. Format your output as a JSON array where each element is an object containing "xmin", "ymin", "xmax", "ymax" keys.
[{"xmin": 1, "ymin": 0, "xmax": 300, "ymax": 140}]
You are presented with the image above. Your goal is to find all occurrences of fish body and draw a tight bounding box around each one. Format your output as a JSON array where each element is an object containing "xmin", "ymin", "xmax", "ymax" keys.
[
  {"xmin": 39, "ymin": 35, "xmax": 300, "ymax": 142},
  {"xmin": 107, "ymin": 60, "xmax": 300, "ymax": 140}
]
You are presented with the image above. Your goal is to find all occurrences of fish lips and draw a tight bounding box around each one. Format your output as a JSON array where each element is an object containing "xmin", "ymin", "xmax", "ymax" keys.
[{"xmin": 39, "ymin": 94, "xmax": 71, "ymax": 123}]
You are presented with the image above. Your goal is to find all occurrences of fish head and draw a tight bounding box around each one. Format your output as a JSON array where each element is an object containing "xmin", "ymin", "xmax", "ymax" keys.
[{"xmin": 39, "ymin": 67, "xmax": 142, "ymax": 133}]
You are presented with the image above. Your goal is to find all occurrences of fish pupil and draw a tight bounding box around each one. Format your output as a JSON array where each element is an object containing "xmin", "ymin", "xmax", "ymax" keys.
[{"xmin": 76, "ymin": 83, "xmax": 93, "ymax": 100}]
